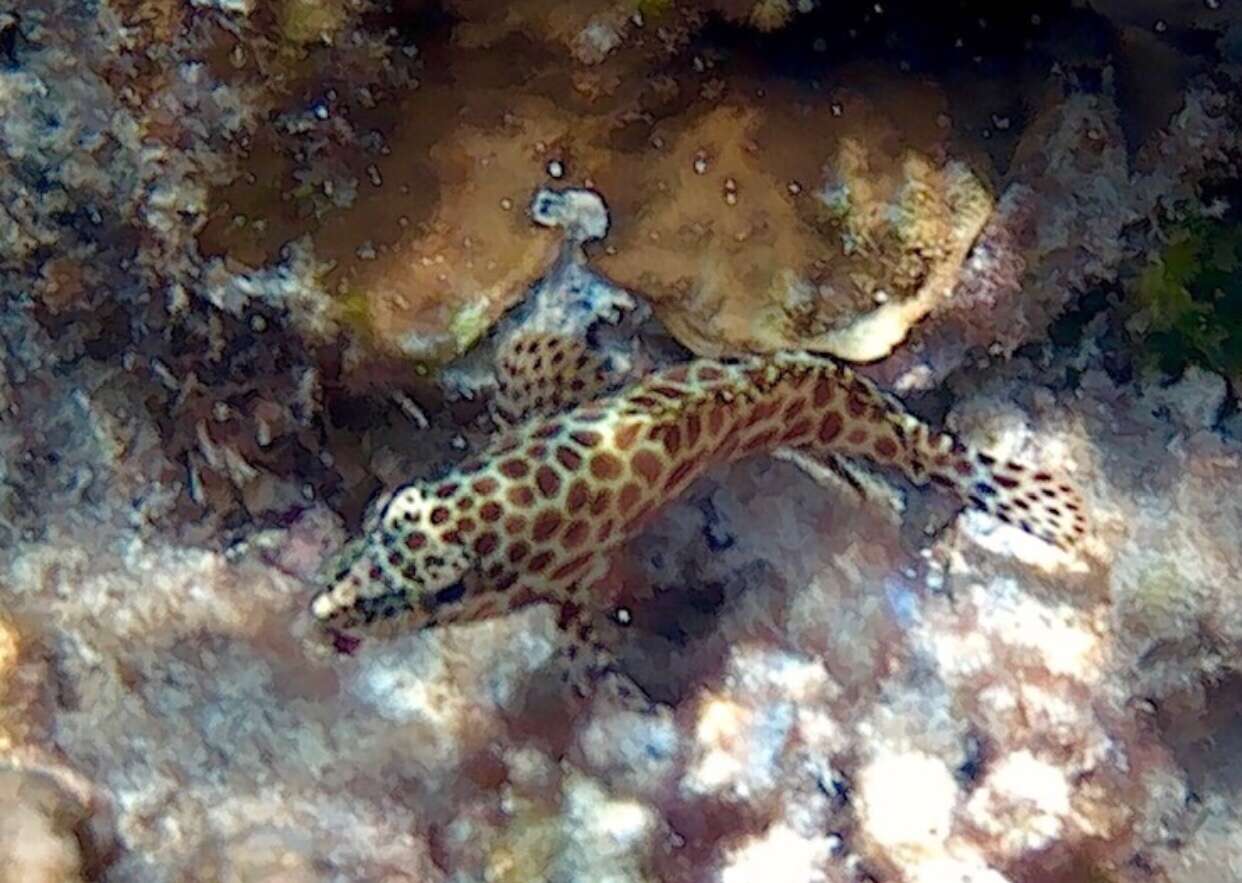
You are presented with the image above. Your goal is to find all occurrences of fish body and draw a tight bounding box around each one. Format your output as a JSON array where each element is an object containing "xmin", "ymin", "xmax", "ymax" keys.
[{"xmin": 312, "ymin": 348, "xmax": 1086, "ymax": 687}]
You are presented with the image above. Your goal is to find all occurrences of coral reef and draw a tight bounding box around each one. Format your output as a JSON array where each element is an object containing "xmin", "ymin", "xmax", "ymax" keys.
[
  {"xmin": 591, "ymin": 99, "xmax": 993, "ymax": 362},
  {"xmin": 200, "ymin": 14, "xmax": 993, "ymax": 368},
  {"xmin": 9, "ymin": 339, "xmax": 1242, "ymax": 881},
  {"xmin": 865, "ymin": 81, "xmax": 1241, "ymax": 394},
  {"xmin": 3, "ymin": 0, "xmax": 1242, "ymax": 881}
]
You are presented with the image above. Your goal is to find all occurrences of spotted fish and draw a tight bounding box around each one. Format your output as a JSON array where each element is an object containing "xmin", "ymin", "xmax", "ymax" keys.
[{"xmin": 312, "ymin": 342, "xmax": 1087, "ymax": 694}]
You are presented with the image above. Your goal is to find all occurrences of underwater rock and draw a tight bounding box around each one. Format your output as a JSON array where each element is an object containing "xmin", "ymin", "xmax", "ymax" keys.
[
  {"xmin": 0, "ymin": 768, "xmax": 91, "ymax": 883},
  {"xmin": 199, "ymin": 7, "xmax": 994, "ymax": 370},
  {"xmin": 592, "ymin": 98, "xmax": 993, "ymax": 363},
  {"xmin": 12, "ymin": 344, "xmax": 1242, "ymax": 880},
  {"xmin": 0, "ymin": 760, "xmax": 117, "ymax": 883},
  {"xmin": 867, "ymin": 77, "xmax": 1239, "ymax": 393}
]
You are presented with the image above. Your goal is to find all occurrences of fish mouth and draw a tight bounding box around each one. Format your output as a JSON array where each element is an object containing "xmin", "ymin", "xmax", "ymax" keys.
[{"xmin": 326, "ymin": 628, "xmax": 363, "ymax": 656}]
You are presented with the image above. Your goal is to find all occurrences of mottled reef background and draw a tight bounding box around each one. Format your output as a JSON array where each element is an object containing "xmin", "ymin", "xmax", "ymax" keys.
[{"xmin": 2, "ymin": 1, "xmax": 1242, "ymax": 881}]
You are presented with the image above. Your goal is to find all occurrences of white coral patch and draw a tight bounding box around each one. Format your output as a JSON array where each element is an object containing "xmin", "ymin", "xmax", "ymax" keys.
[
  {"xmin": 928, "ymin": 628, "xmax": 995, "ymax": 679},
  {"xmin": 579, "ymin": 704, "xmax": 681, "ymax": 793},
  {"xmin": 565, "ymin": 775, "xmax": 655, "ymax": 855},
  {"xmin": 529, "ymin": 187, "xmax": 610, "ymax": 243},
  {"xmin": 684, "ymin": 697, "xmax": 781, "ymax": 797},
  {"xmin": 965, "ymin": 750, "xmax": 1072, "ymax": 858},
  {"xmin": 574, "ymin": 20, "xmax": 624, "ymax": 65},
  {"xmin": 683, "ymin": 646, "xmax": 843, "ymax": 800},
  {"xmin": 190, "ymin": 0, "xmax": 254, "ymax": 15},
  {"xmin": 557, "ymin": 775, "xmax": 657, "ymax": 883},
  {"xmin": 856, "ymin": 750, "xmax": 960, "ymax": 861},
  {"xmin": 909, "ymin": 858, "xmax": 1013, "ymax": 883},
  {"xmin": 720, "ymin": 823, "xmax": 836, "ymax": 883},
  {"xmin": 967, "ymin": 580, "xmax": 1101, "ymax": 680}
]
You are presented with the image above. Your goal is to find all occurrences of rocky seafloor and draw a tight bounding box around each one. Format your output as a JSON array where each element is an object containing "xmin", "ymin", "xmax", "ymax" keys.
[{"xmin": 3, "ymin": 1, "xmax": 1242, "ymax": 881}]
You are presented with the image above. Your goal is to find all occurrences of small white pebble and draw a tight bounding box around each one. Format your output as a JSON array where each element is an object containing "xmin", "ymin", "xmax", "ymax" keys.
[
  {"xmin": 547, "ymin": 159, "xmax": 564, "ymax": 179},
  {"xmin": 693, "ymin": 155, "xmax": 709, "ymax": 175},
  {"xmin": 500, "ymin": 197, "xmax": 513, "ymax": 210},
  {"xmin": 393, "ymin": 392, "xmax": 429, "ymax": 429}
]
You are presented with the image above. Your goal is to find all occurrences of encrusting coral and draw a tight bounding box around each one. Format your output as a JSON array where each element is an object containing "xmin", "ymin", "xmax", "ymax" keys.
[
  {"xmin": 591, "ymin": 101, "xmax": 992, "ymax": 362},
  {"xmin": 199, "ymin": 0, "xmax": 996, "ymax": 369}
]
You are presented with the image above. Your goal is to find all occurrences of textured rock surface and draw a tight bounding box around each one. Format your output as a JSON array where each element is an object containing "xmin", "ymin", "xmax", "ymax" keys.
[
  {"xmin": 866, "ymin": 83, "xmax": 1240, "ymax": 394},
  {"xmin": 7, "ymin": 336, "xmax": 1242, "ymax": 881},
  {"xmin": 4, "ymin": 1, "xmax": 1242, "ymax": 881},
  {"xmin": 200, "ymin": 7, "xmax": 993, "ymax": 366}
]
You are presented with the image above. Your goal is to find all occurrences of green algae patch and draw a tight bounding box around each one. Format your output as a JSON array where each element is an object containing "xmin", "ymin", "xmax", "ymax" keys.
[
  {"xmin": 1126, "ymin": 218, "xmax": 1242, "ymax": 379},
  {"xmin": 279, "ymin": 0, "xmax": 350, "ymax": 45},
  {"xmin": 448, "ymin": 300, "xmax": 493, "ymax": 356},
  {"xmin": 635, "ymin": 0, "xmax": 675, "ymax": 19},
  {"xmin": 335, "ymin": 287, "xmax": 374, "ymax": 338}
]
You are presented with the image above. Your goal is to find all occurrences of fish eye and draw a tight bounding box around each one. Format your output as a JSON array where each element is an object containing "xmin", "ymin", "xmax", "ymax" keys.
[{"xmin": 420, "ymin": 580, "xmax": 467, "ymax": 612}]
